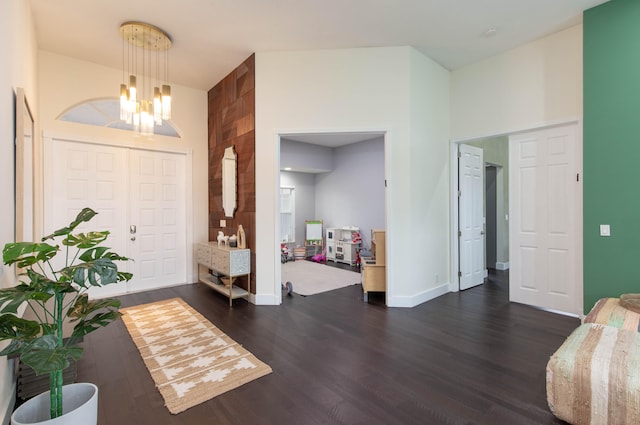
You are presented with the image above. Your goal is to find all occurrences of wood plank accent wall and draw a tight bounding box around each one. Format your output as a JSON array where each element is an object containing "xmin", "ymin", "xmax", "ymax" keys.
[{"xmin": 208, "ymin": 54, "xmax": 256, "ymax": 294}]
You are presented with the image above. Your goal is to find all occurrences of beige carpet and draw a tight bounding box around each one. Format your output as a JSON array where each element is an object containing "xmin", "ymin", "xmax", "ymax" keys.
[
  {"xmin": 281, "ymin": 260, "xmax": 362, "ymax": 296},
  {"xmin": 120, "ymin": 298, "xmax": 272, "ymax": 414}
]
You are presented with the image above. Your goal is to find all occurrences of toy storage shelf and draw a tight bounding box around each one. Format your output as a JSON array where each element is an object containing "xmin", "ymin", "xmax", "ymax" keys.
[{"xmin": 326, "ymin": 226, "xmax": 360, "ymax": 265}]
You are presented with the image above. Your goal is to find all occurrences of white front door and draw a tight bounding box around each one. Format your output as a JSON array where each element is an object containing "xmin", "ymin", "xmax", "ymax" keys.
[
  {"xmin": 459, "ymin": 144, "xmax": 485, "ymax": 290},
  {"xmin": 46, "ymin": 138, "xmax": 187, "ymax": 298},
  {"xmin": 47, "ymin": 140, "xmax": 130, "ymax": 297},
  {"xmin": 128, "ymin": 149, "xmax": 187, "ymax": 292},
  {"xmin": 509, "ymin": 124, "xmax": 581, "ymax": 314}
]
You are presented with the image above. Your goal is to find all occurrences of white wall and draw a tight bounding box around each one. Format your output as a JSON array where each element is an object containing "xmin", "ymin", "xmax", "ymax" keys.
[
  {"xmin": 0, "ymin": 1, "xmax": 38, "ymax": 421},
  {"xmin": 256, "ymin": 46, "xmax": 450, "ymax": 307},
  {"xmin": 451, "ymin": 25, "xmax": 583, "ymax": 141},
  {"xmin": 404, "ymin": 48, "xmax": 451, "ymax": 305},
  {"xmin": 280, "ymin": 139, "xmax": 333, "ymax": 172},
  {"xmin": 450, "ymin": 25, "xmax": 583, "ymax": 291},
  {"xmin": 315, "ymin": 138, "xmax": 385, "ymax": 250},
  {"xmin": 37, "ymin": 51, "xmax": 209, "ymax": 283}
]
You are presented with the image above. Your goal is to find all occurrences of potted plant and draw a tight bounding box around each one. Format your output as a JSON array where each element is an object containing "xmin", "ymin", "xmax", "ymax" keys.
[{"xmin": 0, "ymin": 208, "xmax": 132, "ymax": 424}]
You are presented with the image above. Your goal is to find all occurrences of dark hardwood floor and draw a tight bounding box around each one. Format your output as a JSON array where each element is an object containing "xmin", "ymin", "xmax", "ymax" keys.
[{"xmin": 77, "ymin": 271, "xmax": 577, "ymax": 424}]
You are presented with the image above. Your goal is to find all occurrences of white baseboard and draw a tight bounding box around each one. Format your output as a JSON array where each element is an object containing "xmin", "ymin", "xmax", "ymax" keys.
[
  {"xmin": 387, "ymin": 283, "xmax": 450, "ymax": 308},
  {"xmin": 495, "ymin": 262, "xmax": 509, "ymax": 270},
  {"xmin": 252, "ymin": 293, "xmax": 280, "ymax": 305}
]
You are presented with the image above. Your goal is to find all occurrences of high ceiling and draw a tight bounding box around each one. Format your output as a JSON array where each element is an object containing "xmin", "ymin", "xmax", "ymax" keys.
[{"xmin": 30, "ymin": 0, "xmax": 608, "ymax": 91}]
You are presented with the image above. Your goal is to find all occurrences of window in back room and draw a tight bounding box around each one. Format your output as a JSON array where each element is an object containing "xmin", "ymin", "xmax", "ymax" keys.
[{"xmin": 280, "ymin": 187, "xmax": 295, "ymax": 243}]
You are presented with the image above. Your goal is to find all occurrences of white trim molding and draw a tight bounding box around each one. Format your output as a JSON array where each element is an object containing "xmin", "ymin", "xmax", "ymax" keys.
[
  {"xmin": 495, "ymin": 262, "xmax": 509, "ymax": 270},
  {"xmin": 387, "ymin": 283, "xmax": 450, "ymax": 308}
]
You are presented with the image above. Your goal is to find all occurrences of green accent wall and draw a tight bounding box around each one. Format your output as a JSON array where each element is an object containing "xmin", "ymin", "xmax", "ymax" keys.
[{"xmin": 584, "ymin": 0, "xmax": 640, "ymax": 311}]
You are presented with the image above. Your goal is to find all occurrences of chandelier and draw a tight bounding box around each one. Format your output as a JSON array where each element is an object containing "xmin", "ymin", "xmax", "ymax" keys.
[{"xmin": 119, "ymin": 21, "xmax": 172, "ymax": 135}]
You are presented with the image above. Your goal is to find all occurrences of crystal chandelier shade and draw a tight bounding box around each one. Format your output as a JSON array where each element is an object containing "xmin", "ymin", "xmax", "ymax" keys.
[{"xmin": 119, "ymin": 21, "xmax": 172, "ymax": 135}]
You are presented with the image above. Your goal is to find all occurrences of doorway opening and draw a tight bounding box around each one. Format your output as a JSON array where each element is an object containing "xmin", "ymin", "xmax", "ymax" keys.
[
  {"xmin": 275, "ymin": 131, "xmax": 387, "ymax": 304},
  {"xmin": 486, "ymin": 165, "xmax": 498, "ymax": 271},
  {"xmin": 455, "ymin": 137, "xmax": 510, "ymax": 292},
  {"xmin": 485, "ymin": 163, "xmax": 508, "ymax": 272}
]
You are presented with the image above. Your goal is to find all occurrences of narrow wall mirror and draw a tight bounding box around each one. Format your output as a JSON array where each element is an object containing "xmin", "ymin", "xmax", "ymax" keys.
[
  {"xmin": 15, "ymin": 87, "xmax": 35, "ymax": 243},
  {"xmin": 222, "ymin": 146, "xmax": 237, "ymax": 218}
]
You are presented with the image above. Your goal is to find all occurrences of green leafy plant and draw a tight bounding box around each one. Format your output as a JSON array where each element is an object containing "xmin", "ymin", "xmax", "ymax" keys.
[{"xmin": 0, "ymin": 208, "xmax": 132, "ymax": 419}]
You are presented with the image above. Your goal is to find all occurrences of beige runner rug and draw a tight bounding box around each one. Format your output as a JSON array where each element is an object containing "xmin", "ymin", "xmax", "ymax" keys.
[{"xmin": 120, "ymin": 298, "xmax": 272, "ymax": 414}]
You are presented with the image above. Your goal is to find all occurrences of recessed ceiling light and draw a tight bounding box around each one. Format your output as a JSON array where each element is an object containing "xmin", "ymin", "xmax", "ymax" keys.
[{"xmin": 483, "ymin": 27, "xmax": 498, "ymax": 38}]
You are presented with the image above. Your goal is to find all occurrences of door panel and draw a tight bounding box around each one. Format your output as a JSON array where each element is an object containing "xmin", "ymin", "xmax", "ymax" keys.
[
  {"xmin": 459, "ymin": 144, "xmax": 484, "ymax": 290},
  {"xmin": 128, "ymin": 150, "xmax": 187, "ymax": 292},
  {"xmin": 48, "ymin": 140, "xmax": 130, "ymax": 297},
  {"xmin": 509, "ymin": 124, "xmax": 580, "ymax": 314}
]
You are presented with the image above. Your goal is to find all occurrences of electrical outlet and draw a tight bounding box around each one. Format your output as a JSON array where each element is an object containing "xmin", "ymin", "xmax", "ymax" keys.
[
  {"xmin": 434, "ymin": 273, "xmax": 439, "ymax": 284},
  {"xmin": 220, "ymin": 219, "xmax": 226, "ymax": 227},
  {"xmin": 600, "ymin": 224, "xmax": 610, "ymax": 237}
]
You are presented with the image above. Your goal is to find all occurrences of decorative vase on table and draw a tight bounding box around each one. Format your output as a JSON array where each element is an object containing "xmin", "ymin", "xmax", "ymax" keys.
[{"xmin": 237, "ymin": 224, "xmax": 246, "ymax": 249}]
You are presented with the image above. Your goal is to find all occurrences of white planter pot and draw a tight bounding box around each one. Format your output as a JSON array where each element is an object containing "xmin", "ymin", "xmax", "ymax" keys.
[{"xmin": 11, "ymin": 383, "xmax": 98, "ymax": 425}]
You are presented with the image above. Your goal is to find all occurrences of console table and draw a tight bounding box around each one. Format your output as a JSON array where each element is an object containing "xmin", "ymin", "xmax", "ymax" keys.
[{"xmin": 196, "ymin": 242, "xmax": 250, "ymax": 306}]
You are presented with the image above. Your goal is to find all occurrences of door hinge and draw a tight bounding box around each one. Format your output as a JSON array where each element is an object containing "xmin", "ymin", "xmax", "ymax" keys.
[
  {"xmin": 577, "ymin": 173, "xmax": 580, "ymax": 182},
  {"xmin": 457, "ymin": 190, "xmax": 461, "ymax": 198},
  {"xmin": 458, "ymin": 271, "xmax": 462, "ymax": 278},
  {"xmin": 458, "ymin": 230, "xmax": 462, "ymax": 237},
  {"xmin": 457, "ymin": 151, "xmax": 461, "ymax": 158}
]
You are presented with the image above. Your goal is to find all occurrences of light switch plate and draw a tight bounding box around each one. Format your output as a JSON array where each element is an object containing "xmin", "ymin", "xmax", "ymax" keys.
[
  {"xmin": 600, "ymin": 224, "xmax": 610, "ymax": 237},
  {"xmin": 220, "ymin": 220, "xmax": 226, "ymax": 228}
]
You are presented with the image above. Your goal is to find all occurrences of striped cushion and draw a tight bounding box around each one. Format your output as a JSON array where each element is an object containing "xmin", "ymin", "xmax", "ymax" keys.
[
  {"xmin": 546, "ymin": 323, "xmax": 640, "ymax": 425},
  {"xmin": 584, "ymin": 298, "xmax": 640, "ymax": 331}
]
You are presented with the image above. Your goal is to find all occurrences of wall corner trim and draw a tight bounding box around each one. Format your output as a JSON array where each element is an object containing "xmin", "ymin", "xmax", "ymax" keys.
[
  {"xmin": 0, "ymin": 379, "xmax": 16, "ymax": 425},
  {"xmin": 252, "ymin": 293, "xmax": 281, "ymax": 306}
]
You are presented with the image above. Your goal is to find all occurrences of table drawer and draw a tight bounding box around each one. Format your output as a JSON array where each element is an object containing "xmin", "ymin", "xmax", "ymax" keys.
[
  {"xmin": 210, "ymin": 248, "xmax": 230, "ymax": 275},
  {"xmin": 196, "ymin": 243, "xmax": 212, "ymax": 267},
  {"xmin": 196, "ymin": 242, "xmax": 250, "ymax": 277}
]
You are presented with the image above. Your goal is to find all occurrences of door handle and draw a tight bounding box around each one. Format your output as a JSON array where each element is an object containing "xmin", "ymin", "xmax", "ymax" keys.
[
  {"xmin": 480, "ymin": 230, "xmax": 485, "ymax": 235},
  {"xmin": 130, "ymin": 225, "xmax": 137, "ymax": 234}
]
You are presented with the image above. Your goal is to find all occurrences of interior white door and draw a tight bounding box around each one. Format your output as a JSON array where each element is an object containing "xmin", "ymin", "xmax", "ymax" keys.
[
  {"xmin": 459, "ymin": 144, "xmax": 485, "ymax": 290},
  {"xmin": 46, "ymin": 138, "xmax": 187, "ymax": 298},
  {"xmin": 128, "ymin": 149, "xmax": 187, "ymax": 292},
  {"xmin": 47, "ymin": 140, "xmax": 130, "ymax": 298},
  {"xmin": 509, "ymin": 124, "xmax": 581, "ymax": 314}
]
